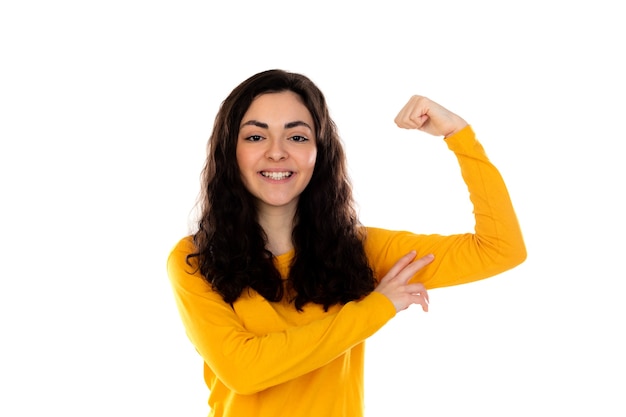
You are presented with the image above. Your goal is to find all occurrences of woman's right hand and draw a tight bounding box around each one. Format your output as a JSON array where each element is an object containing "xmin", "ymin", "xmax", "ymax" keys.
[{"xmin": 374, "ymin": 251, "xmax": 433, "ymax": 313}]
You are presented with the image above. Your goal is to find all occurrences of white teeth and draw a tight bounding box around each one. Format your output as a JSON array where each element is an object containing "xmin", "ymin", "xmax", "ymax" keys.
[{"xmin": 261, "ymin": 171, "xmax": 292, "ymax": 180}]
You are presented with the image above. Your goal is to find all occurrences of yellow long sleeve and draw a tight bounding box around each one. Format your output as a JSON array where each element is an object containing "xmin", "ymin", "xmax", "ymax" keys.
[
  {"xmin": 364, "ymin": 125, "xmax": 527, "ymax": 289},
  {"xmin": 167, "ymin": 240, "xmax": 396, "ymax": 416},
  {"xmin": 167, "ymin": 240, "xmax": 396, "ymax": 395},
  {"xmin": 166, "ymin": 125, "xmax": 526, "ymax": 416}
]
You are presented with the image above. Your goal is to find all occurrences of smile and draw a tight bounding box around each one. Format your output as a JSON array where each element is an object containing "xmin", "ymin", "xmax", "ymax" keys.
[{"xmin": 261, "ymin": 171, "xmax": 293, "ymax": 180}]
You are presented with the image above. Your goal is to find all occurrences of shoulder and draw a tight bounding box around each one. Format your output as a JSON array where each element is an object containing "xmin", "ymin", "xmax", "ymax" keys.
[
  {"xmin": 169, "ymin": 235, "xmax": 195, "ymax": 255},
  {"xmin": 166, "ymin": 236, "xmax": 220, "ymax": 300},
  {"xmin": 166, "ymin": 235, "xmax": 197, "ymax": 273}
]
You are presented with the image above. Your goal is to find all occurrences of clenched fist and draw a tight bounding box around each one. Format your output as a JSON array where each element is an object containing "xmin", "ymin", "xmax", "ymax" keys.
[{"xmin": 394, "ymin": 95, "xmax": 468, "ymax": 138}]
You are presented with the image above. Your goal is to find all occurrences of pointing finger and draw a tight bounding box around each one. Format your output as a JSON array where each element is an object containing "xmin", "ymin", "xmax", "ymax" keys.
[
  {"xmin": 396, "ymin": 254, "xmax": 435, "ymax": 284},
  {"xmin": 380, "ymin": 251, "xmax": 417, "ymax": 282}
]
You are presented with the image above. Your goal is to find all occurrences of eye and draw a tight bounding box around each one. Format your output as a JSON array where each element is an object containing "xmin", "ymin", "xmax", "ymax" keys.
[
  {"xmin": 245, "ymin": 135, "xmax": 263, "ymax": 142},
  {"xmin": 289, "ymin": 135, "xmax": 309, "ymax": 143}
]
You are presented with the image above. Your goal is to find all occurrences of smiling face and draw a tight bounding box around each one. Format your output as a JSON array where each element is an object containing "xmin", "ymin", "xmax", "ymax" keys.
[{"xmin": 236, "ymin": 91, "xmax": 317, "ymax": 215}]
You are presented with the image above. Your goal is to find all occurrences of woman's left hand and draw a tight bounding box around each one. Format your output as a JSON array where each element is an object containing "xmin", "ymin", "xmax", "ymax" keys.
[{"xmin": 394, "ymin": 95, "xmax": 468, "ymax": 138}]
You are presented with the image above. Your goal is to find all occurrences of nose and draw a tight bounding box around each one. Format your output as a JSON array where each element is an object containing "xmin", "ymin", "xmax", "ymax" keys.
[{"xmin": 265, "ymin": 137, "xmax": 287, "ymax": 161}]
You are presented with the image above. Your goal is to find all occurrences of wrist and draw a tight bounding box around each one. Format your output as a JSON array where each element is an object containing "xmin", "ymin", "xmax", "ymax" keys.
[{"xmin": 443, "ymin": 120, "xmax": 469, "ymax": 138}]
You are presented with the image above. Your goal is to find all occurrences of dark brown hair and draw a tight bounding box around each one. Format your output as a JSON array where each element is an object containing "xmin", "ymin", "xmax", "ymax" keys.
[{"xmin": 187, "ymin": 69, "xmax": 376, "ymax": 310}]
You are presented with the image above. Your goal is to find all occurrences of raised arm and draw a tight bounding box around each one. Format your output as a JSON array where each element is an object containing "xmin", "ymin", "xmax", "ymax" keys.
[{"xmin": 366, "ymin": 96, "xmax": 526, "ymax": 289}]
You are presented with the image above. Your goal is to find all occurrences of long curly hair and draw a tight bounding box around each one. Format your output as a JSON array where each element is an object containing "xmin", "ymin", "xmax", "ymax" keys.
[{"xmin": 187, "ymin": 69, "xmax": 376, "ymax": 311}]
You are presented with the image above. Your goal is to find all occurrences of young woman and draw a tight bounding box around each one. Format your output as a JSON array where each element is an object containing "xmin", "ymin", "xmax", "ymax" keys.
[{"xmin": 167, "ymin": 69, "xmax": 526, "ymax": 417}]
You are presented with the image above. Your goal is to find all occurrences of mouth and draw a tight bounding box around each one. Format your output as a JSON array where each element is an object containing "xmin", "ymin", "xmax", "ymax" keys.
[{"xmin": 260, "ymin": 171, "xmax": 293, "ymax": 180}]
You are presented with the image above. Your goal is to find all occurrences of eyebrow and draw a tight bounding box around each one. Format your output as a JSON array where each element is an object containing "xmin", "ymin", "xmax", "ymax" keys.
[{"xmin": 240, "ymin": 120, "xmax": 313, "ymax": 131}]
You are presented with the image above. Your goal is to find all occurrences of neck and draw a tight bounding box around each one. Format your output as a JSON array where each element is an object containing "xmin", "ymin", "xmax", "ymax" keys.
[{"xmin": 257, "ymin": 203, "xmax": 297, "ymax": 256}]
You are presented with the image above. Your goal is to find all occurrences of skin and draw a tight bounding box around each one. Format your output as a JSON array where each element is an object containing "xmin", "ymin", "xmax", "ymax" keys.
[
  {"xmin": 237, "ymin": 91, "xmax": 469, "ymax": 314},
  {"xmin": 394, "ymin": 95, "xmax": 468, "ymax": 137},
  {"xmin": 236, "ymin": 91, "xmax": 317, "ymax": 256}
]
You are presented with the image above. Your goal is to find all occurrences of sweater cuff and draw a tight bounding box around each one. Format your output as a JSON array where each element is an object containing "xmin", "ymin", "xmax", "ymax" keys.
[
  {"xmin": 444, "ymin": 123, "xmax": 474, "ymax": 143},
  {"xmin": 360, "ymin": 291, "xmax": 397, "ymax": 323},
  {"xmin": 444, "ymin": 124, "xmax": 486, "ymax": 155}
]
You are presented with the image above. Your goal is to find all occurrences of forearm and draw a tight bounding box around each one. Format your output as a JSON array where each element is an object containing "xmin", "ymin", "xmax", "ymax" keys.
[
  {"xmin": 167, "ymin": 246, "xmax": 395, "ymax": 395},
  {"xmin": 365, "ymin": 126, "xmax": 526, "ymax": 289},
  {"xmin": 446, "ymin": 126, "xmax": 526, "ymax": 258},
  {"xmin": 439, "ymin": 125, "xmax": 527, "ymax": 279},
  {"xmin": 197, "ymin": 292, "xmax": 394, "ymax": 394}
]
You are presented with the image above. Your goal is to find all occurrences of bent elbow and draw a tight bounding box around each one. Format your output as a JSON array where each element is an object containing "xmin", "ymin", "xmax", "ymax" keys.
[
  {"xmin": 515, "ymin": 244, "xmax": 528, "ymax": 266},
  {"xmin": 500, "ymin": 237, "xmax": 527, "ymax": 271}
]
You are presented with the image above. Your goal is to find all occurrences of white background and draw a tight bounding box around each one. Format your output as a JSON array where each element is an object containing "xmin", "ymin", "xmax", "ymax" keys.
[{"xmin": 1, "ymin": 1, "xmax": 624, "ymax": 416}]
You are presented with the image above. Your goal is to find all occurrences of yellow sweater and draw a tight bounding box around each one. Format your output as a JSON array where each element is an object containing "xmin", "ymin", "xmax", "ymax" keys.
[{"xmin": 167, "ymin": 126, "xmax": 526, "ymax": 417}]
